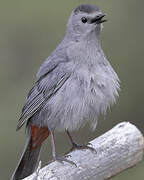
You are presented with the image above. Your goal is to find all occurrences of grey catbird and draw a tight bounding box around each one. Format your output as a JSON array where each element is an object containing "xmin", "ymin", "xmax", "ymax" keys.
[{"xmin": 11, "ymin": 4, "xmax": 120, "ymax": 180}]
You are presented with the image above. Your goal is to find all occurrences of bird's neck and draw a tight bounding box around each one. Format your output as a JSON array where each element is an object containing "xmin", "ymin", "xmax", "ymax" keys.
[
  {"xmin": 65, "ymin": 28, "xmax": 101, "ymax": 44},
  {"xmin": 63, "ymin": 30, "xmax": 106, "ymax": 65}
]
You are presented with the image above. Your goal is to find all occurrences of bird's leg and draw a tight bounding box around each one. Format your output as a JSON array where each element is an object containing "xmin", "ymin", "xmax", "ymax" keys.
[
  {"xmin": 66, "ymin": 130, "xmax": 96, "ymax": 153},
  {"xmin": 50, "ymin": 131, "xmax": 76, "ymax": 166}
]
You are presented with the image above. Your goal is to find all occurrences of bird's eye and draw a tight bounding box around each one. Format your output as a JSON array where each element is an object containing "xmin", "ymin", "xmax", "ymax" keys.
[{"xmin": 81, "ymin": 17, "xmax": 87, "ymax": 23}]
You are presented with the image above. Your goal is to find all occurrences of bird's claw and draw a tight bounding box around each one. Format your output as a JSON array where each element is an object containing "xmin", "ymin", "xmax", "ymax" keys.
[
  {"xmin": 67, "ymin": 142, "xmax": 96, "ymax": 154},
  {"xmin": 52, "ymin": 156, "xmax": 77, "ymax": 167}
]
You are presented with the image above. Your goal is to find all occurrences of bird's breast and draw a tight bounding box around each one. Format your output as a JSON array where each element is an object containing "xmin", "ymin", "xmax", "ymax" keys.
[{"xmin": 71, "ymin": 63, "xmax": 119, "ymax": 114}]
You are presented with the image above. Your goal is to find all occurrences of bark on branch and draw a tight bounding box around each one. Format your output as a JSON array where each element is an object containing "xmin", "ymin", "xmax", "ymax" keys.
[{"xmin": 24, "ymin": 122, "xmax": 144, "ymax": 180}]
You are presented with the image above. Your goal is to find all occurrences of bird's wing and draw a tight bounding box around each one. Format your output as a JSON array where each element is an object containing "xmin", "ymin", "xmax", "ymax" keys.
[{"xmin": 17, "ymin": 57, "xmax": 70, "ymax": 130}]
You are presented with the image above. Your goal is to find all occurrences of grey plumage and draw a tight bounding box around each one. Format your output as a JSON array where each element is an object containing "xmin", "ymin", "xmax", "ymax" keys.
[
  {"xmin": 11, "ymin": 128, "xmax": 42, "ymax": 179},
  {"xmin": 17, "ymin": 4, "xmax": 120, "ymax": 132},
  {"xmin": 12, "ymin": 4, "xmax": 120, "ymax": 179}
]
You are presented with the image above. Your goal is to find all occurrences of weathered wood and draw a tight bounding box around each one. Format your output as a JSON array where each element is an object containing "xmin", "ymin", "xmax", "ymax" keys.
[{"xmin": 24, "ymin": 122, "xmax": 144, "ymax": 180}]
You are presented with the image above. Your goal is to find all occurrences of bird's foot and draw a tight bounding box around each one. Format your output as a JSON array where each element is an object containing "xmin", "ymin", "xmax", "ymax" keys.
[
  {"xmin": 52, "ymin": 156, "xmax": 77, "ymax": 167},
  {"xmin": 68, "ymin": 142, "xmax": 96, "ymax": 153}
]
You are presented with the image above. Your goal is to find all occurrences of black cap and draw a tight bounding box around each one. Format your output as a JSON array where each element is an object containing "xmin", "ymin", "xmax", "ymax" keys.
[{"xmin": 74, "ymin": 4, "xmax": 100, "ymax": 14}]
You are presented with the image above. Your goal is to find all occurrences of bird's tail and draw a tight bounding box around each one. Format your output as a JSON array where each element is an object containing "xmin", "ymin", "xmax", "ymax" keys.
[{"xmin": 11, "ymin": 125, "xmax": 50, "ymax": 180}]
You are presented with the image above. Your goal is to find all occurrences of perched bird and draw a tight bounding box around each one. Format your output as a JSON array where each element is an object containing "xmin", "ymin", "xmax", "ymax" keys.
[{"xmin": 11, "ymin": 4, "xmax": 120, "ymax": 180}]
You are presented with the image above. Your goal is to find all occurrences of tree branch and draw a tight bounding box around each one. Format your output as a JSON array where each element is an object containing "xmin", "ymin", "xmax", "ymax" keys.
[{"xmin": 24, "ymin": 122, "xmax": 144, "ymax": 180}]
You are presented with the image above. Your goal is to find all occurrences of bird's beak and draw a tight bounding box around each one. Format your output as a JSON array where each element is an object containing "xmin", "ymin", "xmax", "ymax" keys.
[{"xmin": 90, "ymin": 14, "xmax": 107, "ymax": 24}]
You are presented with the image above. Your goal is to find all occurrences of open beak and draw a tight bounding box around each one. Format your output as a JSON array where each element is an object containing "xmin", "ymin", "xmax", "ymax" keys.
[{"xmin": 91, "ymin": 14, "xmax": 107, "ymax": 24}]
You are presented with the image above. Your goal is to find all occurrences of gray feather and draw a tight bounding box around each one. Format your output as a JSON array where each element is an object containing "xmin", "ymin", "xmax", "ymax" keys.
[
  {"xmin": 11, "ymin": 128, "xmax": 41, "ymax": 180},
  {"xmin": 17, "ymin": 51, "xmax": 71, "ymax": 130},
  {"xmin": 17, "ymin": 4, "xmax": 120, "ymax": 132}
]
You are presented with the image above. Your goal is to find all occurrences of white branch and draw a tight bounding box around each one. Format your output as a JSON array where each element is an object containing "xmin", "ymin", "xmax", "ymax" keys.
[{"xmin": 24, "ymin": 122, "xmax": 144, "ymax": 180}]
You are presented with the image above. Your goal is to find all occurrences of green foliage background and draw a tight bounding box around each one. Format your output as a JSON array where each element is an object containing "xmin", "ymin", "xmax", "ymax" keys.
[{"xmin": 0, "ymin": 0, "xmax": 144, "ymax": 179}]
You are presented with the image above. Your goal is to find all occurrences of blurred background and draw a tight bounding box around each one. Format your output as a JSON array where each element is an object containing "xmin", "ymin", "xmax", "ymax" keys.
[{"xmin": 0, "ymin": 0, "xmax": 144, "ymax": 179}]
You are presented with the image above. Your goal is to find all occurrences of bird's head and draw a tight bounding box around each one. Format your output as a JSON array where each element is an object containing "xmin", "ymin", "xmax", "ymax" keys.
[{"xmin": 66, "ymin": 4, "xmax": 107, "ymax": 41}]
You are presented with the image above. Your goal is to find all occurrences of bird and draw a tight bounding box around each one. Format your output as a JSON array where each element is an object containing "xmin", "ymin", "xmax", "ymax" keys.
[{"xmin": 11, "ymin": 4, "xmax": 120, "ymax": 180}]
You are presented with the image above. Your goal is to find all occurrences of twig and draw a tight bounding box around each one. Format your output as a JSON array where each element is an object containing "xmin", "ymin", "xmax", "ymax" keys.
[{"xmin": 24, "ymin": 122, "xmax": 144, "ymax": 180}]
